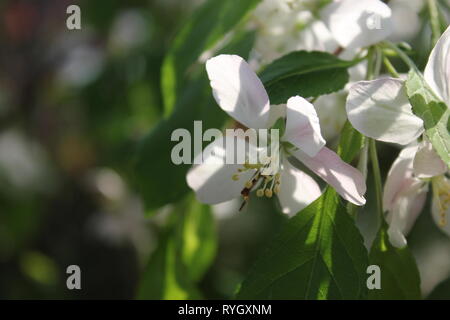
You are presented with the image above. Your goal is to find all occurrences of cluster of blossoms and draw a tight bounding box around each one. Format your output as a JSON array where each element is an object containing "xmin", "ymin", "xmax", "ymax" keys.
[
  {"xmin": 186, "ymin": 0, "xmax": 450, "ymax": 248},
  {"xmin": 249, "ymin": 0, "xmax": 424, "ymax": 141},
  {"xmin": 187, "ymin": 54, "xmax": 366, "ymax": 215},
  {"xmin": 346, "ymin": 24, "xmax": 450, "ymax": 246}
]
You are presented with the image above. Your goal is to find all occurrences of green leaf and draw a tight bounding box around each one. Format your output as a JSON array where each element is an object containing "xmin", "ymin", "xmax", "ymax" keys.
[
  {"xmin": 427, "ymin": 277, "xmax": 450, "ymax": 300},
  {"xmin": 405, "ymin": 70, "xmax": 450, "ymax": 168},
  {"xmin": 135, "ymin": 31, "xmax": 256, "ymax": 210},
  {"xmin": 236, "ymin": 125, "xmax": 368, "ymax": 300},
  {"xmin": 137, "ymin": 229, "xmax": 201, "ymax": 300},
  {"xmin": 368, "ymin": 221, "xmax": 421, "ymax": 300},
  {"xmin": 137, "ymin": 198, "xmax": 217, "ymax": 299},
  {"xmin": 181, "ymin": 199, "xmax": 217, "ymax": 282},
  {"xmin": 259, "ymin": 51, "xmax": 356, "ymax": 104},
  {"xmin": 236, "ymin": 188, "xmax": 369, "ymax": 299},
  {"xmin": 337, "ymin": 121, "xmax": 366, "ymax": 163},
  {"xmin": 162, "ymin": 0, "xmax": 261, "ymax": 115}
]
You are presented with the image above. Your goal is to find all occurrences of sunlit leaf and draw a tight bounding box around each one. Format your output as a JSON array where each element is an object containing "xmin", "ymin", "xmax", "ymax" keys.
[
  {"xmin": 181, "ymin": 199, "xmax": 217, "ymax": 282},
  {"xmin": 405, "ymin": 70, "xmax": 450, "ymax": 168},
  {"xmin": 236, "ymin": 125, "xmax": 368, "ymax": 299},
  {"xmin": 137, "ymin": 228, "xmax": 201, "ymax": 300},
  {"xmin": 137, "ymin": 198, "xmax": 216, "ymax": 299}
]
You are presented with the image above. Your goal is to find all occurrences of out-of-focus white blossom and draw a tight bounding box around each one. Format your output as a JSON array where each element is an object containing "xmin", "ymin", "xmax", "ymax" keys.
[
  {"xmin": 314, "ymin": 92, "xmax": 347, "ymax": 140},
  {"xmin": 0, "ymin": 129, "xmax": 55, "ymax": 194},
  {"xmin": 249, "ymin": 0, "xmax": 337, "ymax": 66},
  {"xmin": 109, "ymin": 10, "xmax": 150, "ymax": 53},
  {"xmin": 321, "ymin": 0, "xmax": 393, "ymax": 51},
  {"xmin": 57, "ymin": 44, "xmax": 104, "ymax": 87},
  {"xmin": 388, "ymin": 0, "xmax": 424, "ymax": 42}
]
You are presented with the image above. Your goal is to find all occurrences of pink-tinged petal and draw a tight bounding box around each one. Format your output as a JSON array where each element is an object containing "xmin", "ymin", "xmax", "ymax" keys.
[
  {"xmin": 284, "ymin": 96, "xmax": 326, "ymax": 157},
  {"xmin": 383, "ymin": 143, "xmax": 419, "ymax": 211},
  {"xmin": 186, "ymin": 136, "xmax": 256, "ymax": 204},
  {"xmin": 424, "ymin": 25, "xmax": 450, "ymax": 107},
  {"xmin": 291, "ymin": 147, "xmax": 366, "ymax": 206},
  {"xmin": 346, "ymin": 78, "xmax": 424, "ymax": 145},
  {"xmin": 413, "ymin": 139, "xmax": 447, "ymax": 178},
  {"xmin": 206, "ymin": 54, "xmax": 270, "ymax": 129},
  {"xmin": 277, "ymin": 159, "xmax": 322, "ymax": 216},
  {"xmin": 386, "ymin": 181, "xmax": 428, "ymax": 248},
  {"xmin": 321, "ymin": 0, "xmax": 393, "ymax": 51}
]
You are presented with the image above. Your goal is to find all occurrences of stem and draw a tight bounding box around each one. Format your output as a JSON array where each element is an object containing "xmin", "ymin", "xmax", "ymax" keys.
[
  {"xmin": 348, "ymin": 47, "xmax": 381, "ymax": 220},
  {"xmin": 428, "ymin": 0, "xmax": 441, "ymax": 46},
  {"xmin": 347, "ymin": 141, "xmax": 369, "ymax": 219},
  {"xmin": 365, "ymin": 47, "xmax": 377, "ymax": 80},
  {"xmin": 382, "ymin": 41, "xmax": 420, "ymax": 72},
  {"xmin": 383, "ymin": 56, "xmax": 400, "ymax": 78},
  {"xmin": 369, "ymin": 139, "xmax": 384, "ymax": 225},
  {"xmin": 358, "ymin": 141, "xmax": 370, "ymax": 181}
]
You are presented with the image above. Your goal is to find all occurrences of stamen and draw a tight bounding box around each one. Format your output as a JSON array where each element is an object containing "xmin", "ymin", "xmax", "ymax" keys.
[
  {"xmin": 273, "ymin": 184, "xmax": 280, "ymax": 194},
  {"xmin": 235, "ymin": 156, "xmax": 283, "ymax": 208},
  {"xmin": 432, "ymin": 176, "xmax": 450, "ymax": 227}
]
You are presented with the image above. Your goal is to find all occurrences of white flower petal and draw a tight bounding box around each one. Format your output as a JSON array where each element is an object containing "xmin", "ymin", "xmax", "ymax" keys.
[
  {"xmin": 284, "ymin": 96, "xmax": 326, "ymax": 157},
  {"xmin": 388, "ymin": 1, "xmax": 421, "ymax": 42},
  {"xmin": 292, "ymin": 147, "xmax": 367, "ymax": 206},
  {"xmin": 186, "ymin": 136, "xmax": 256, "ymax": 204},
  {"xmin": 383, "ymin": 143, "xmax": 419, "ymax": 211},
  {"xmin": 413, "ymin": 139, "xmax": 447, "ymax": 178},
  {"xmin": 386, "ymin": 181, "xmax": 427, "ymax": 248},
  {"xmin": 277, "ymin": 159, "xmax": 322, "ymax": 216},
  {"xmin": 424, "ymin": 25, "xmax": 450, "ymax": 107},
  {"xmin": 346, "ymin": 78, "xmax": 424, "ymax": 145},
  {"xmin": 321, "ymin": 0, "xmax": 393, "ymax": 50},
  {"xmin": 206, "ymin": 54, "xmax": 270, "ymax": 129}
]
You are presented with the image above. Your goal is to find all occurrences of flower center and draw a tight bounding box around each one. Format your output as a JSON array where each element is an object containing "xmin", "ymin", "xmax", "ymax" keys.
[
  {"xmin": 432, "ymin": 176, "xmax": 450, "ymax": 227},
  {"xmin": 232, "ymin": 159, "xmax": 282, "ymax": 211}
]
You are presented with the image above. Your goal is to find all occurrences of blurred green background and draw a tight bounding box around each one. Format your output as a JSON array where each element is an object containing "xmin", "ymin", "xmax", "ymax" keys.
[{"xmin": 0, "ymin": 0, "xmax": 449, "ymax": 299}]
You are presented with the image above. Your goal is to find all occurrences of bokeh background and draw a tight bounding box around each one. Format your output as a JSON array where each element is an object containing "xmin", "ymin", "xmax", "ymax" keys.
[{"xmin": 0, "ymin": 0, "xmax": 449, "ymax": 299}]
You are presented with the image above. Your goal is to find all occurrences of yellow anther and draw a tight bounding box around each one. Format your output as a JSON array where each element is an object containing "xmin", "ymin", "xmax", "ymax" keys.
[
  {"xmin": 432, "ymin": 176, "xmax": 450, "ymax": 229},
  {"xmin": 245, "ymin": 181, "xmax": 253, "ymax": 189},
  {"xmin": 232, "ymin": 174, "xmax": 240, "ymax": 181},
  {"xmin": 256, "ymin": 189, "xmax": 264, "ymax": 197},
  {"xmin": 273, "ymin": 185, "xmax": 280, "ymax": 194},
  {"xmin": 244, "ymin": 163, "xmax": 262, "ymax": 169},
  {"xmin": 265, "ymin": 189, "xmax": 273, "ymax": 198}
]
